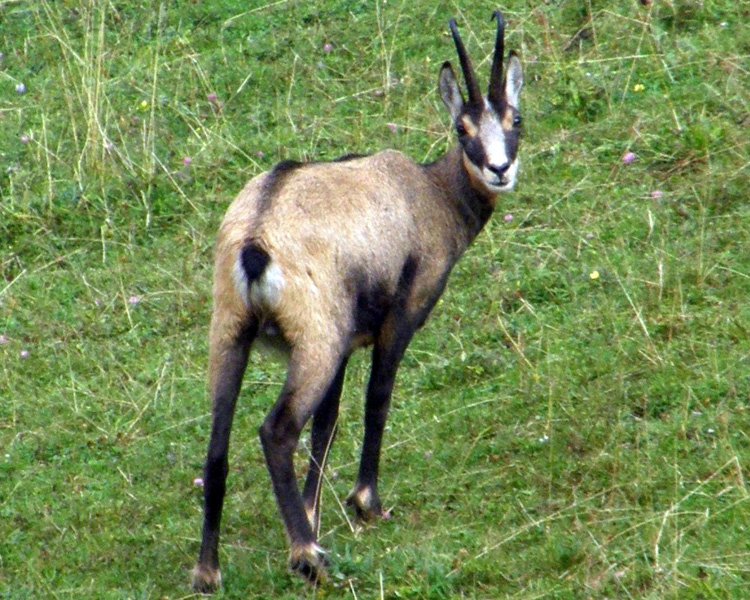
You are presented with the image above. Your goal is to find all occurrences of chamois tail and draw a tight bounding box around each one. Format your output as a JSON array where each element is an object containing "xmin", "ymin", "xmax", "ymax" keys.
[
  {"xmin": 239, "ymin": 243, "xmax": 270, "ymax": 284},
  {"xmin": 233, "ymin": 242, "xmax": 284, "ymax": 311}
]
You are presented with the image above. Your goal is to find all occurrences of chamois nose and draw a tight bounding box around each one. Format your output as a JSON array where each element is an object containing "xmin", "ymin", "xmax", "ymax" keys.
[{"xmin": 487, "ymin": 162, "xmax": 510, "ymax": 177}]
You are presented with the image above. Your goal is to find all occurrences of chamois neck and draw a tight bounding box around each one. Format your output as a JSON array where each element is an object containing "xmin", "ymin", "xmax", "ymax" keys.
[{"xmin": 423, "ymin": 146, "xmax": 498, "ymax": 243}]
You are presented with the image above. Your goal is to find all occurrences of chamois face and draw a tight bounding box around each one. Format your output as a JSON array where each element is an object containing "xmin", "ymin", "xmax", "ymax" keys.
[
  {"xmin": 455, "ymin": 85, "xmax": 523, "ymax": 192},
  {"xmin": 439, "ymin": 15, "xmax": 524, "ymax": 193}
]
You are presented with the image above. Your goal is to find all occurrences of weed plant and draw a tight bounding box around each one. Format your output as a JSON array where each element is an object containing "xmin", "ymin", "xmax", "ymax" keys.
[{"xmin": 1, "ymin": 1, "xmax": 749, "ymax": 598}]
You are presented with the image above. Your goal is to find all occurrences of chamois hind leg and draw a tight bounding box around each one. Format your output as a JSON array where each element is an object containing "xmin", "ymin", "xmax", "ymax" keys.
[
  {"xmin": 301, "ymin": 357, "xmax": 349, "ymax": 537},
  {"xmin": 259, "ymin": 343, "xmax": 346, "ymax": 583},
  {"xmin": 193, "ymin": 317, "xmax": 257, "ymax": 594},
  {"xmin": 348, "ymin": 325, "xmax": 415, "ymax": 521}
]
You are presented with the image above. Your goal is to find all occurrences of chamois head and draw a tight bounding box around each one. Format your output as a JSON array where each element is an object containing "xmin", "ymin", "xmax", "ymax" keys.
[{"xmin": 439, "ymin": 11, "xmax": 524, "ymax": 193}]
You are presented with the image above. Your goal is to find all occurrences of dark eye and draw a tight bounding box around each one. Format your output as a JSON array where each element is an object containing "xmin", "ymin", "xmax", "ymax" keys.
[
  {"xmin": 513, "ymin": 115, "xmax": 522, "ymax": 127},
  {"xmin": 456, "ymin": 122, "xmax": 467, "ymax": 136}
]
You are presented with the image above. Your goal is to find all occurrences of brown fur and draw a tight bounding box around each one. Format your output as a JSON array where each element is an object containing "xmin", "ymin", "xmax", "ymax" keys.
[
  {"xmin": 501, "ymin": 109, "xmax": 515, "ymax": 130},
  {"xmin": 460, "ymin": 115, "xmax": 479, "ymax": 137},
  {"xmin": 211, "ymin": 149, "xmax": 479, "ymax": 390}
]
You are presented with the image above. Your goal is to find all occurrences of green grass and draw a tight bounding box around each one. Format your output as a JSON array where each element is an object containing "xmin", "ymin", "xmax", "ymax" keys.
[{"xmin": 2, "ymin": 1, "xmax": 749, "ymax": 598}]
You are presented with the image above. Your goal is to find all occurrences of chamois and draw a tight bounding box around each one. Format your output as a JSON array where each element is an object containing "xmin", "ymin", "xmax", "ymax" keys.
[{"xmin": 193, "ymin": 11, "xmax": 523, "ymax": 592}]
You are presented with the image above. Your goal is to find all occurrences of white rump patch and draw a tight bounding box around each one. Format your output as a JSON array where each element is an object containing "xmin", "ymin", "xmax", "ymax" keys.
[
  {"xmin": 250, "ymin": 261, "xmax": 284, "ymax": 308},
  {"xmin": 233, "ymin": 254, "xmax": 285, "ymax": 308},
  {"xmin": 232, "ymin": 256, "xmax": 251, "ymax": 306}
]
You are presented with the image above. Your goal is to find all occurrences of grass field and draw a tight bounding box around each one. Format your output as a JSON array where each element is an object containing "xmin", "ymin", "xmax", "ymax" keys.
[{"xmin": 2, "ymin": 1, "xmax": 749, "ymax": 598}]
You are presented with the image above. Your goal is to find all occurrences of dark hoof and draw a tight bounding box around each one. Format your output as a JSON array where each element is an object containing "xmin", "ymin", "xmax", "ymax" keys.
[
  {"xmin": 346, "ymin": 487, "xmax": 388, "ymax": 522},
  {"xmin": 289, "ymin": 543, "xmax": 329, "ymax": 584},
  {"xmin": 192, "ymin": 564, "xmax": 221, "ymax": 594}
]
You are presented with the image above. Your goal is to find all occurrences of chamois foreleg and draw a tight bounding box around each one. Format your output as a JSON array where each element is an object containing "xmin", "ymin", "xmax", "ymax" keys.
[
  {"xmin": 301, "ymin": 357, "xmax": 349, "ymax": 537},
  {"xmin": 348, "ymin": 323, "xmax": 415, "ymax": 521},
  {"xmin": 193, "ymin": 319, "xmax": 257, "ymax": 594},
  {"xmin": 259, "ymin": 344, "xmax": 346, "ymax": 582}
]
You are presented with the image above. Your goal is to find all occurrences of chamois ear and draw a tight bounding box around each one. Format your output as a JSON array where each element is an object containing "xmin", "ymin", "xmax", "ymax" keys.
[
  {"xmin": 439, "ymin": 61, "xmax": 464, "ymax": 121},
  {"xmin": 504, "ymin": 51, "xmax": 523, "ymax": 108}
]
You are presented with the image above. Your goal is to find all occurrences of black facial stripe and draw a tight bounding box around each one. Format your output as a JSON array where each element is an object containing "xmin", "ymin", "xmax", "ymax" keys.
[
  {"xmin": 504, "ymin": 129, "xmax": 521, "ymax": 163},
  {"xmin": 463, "ymin": 137, "xmax": 486, "ymax": 169}
]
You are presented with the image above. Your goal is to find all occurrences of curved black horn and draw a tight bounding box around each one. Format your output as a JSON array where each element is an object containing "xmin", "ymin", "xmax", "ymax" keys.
[
  {"xmin": 488, "ymin": 10, "xmax": 505, "ymax": 105},
  {"xmin": 449, "ymin": 18, "xmax": 482, "ymax": 105}
]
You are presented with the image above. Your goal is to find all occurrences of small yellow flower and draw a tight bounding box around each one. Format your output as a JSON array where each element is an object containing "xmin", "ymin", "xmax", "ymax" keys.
[
  {"xmin": 633, "ymin": 83, "xmax": 645, "ymax": 92},
  {"xmin": 140, "ymin": 100, "xmax": 148, "ymax": 110},
  {"xmin": 589, "ymin": 270, "xmax": 600, "ymax": 280}
]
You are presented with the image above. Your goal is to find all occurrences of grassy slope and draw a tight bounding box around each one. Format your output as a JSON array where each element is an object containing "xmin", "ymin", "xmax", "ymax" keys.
[{"xmin": 1, "ymin": 1, "xmax": 749, "ymax": 598}]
